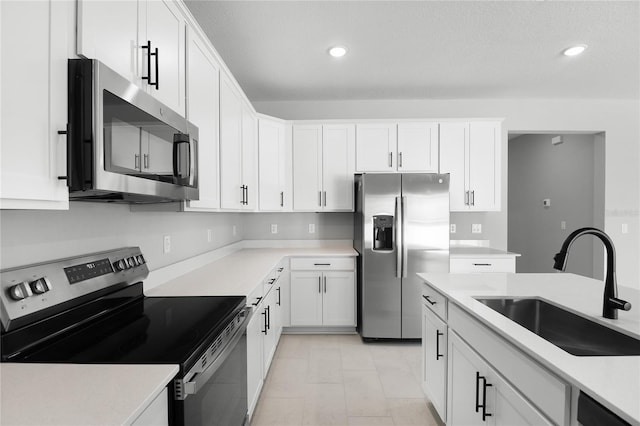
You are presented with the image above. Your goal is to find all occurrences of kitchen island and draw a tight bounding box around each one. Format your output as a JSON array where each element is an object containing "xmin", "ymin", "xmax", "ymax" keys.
[{"xmin": 418, "ymin": 272, "xmax": 640, "ymax": 425}]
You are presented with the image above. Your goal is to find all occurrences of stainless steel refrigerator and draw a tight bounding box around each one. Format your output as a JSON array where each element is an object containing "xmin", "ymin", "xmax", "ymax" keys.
[{"xmin": 354, "ymin": 173, "xmax": 450, "ymax": 340}]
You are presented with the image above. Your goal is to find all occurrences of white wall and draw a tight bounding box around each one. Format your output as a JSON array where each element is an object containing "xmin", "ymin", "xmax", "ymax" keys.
[
  {"xmin": 242, "ymin": 212, "xmax": 353, "ymax": 240},
  {"xmin": 0, "ymin": 203, "xmax": 243, "ymax": 271},
  {"xmin": 254, "ymin": 98, "xmax": 640, "ymax": 289}
]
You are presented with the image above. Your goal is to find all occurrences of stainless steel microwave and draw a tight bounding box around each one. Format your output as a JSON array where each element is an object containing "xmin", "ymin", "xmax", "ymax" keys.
[{"xmin": 67, "ymin": 59, "xmax": 198, "ymax": 203}]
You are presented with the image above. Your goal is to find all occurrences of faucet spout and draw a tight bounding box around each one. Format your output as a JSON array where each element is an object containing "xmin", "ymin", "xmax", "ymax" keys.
[{"xmin": 553, "ymin": 227, "xmax": 631, "ymax": 319}]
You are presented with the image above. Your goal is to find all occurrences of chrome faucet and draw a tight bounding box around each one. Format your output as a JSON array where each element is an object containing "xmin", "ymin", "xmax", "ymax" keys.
[{"xmin": 553, "ymin": 227, "xmax": 631, "ymax": 319}]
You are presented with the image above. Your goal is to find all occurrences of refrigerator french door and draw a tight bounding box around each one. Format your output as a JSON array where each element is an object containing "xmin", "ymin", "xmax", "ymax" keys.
[{"xmin": 355, "ymin": 173, "xmax": 449, "ymax": 339}]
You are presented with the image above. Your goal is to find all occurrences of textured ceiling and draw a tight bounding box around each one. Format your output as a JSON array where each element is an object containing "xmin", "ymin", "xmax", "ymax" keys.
[{"xmin": 185, "ymin": 1, "xmax": 640, "ymax": 102}]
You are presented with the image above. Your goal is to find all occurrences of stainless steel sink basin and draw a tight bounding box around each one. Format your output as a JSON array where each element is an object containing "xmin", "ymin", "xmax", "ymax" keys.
[{"xmin": 474, "ymin": 297, "xmax": 640, "ymax": 356}]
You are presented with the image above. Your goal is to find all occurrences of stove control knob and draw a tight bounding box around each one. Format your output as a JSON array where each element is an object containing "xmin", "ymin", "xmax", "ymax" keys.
[
  {"xmin": 129, "ymin": 256, "xmax": 138, "ymax": 266},
  {"xmin": 136, "ymin": 255, "xmax": 145, "ymax": 265},
  {"xmin": 30, "ymin": 277, "xmax": 52, "ymax": 294},
  {"xmin": 9, "ymin": 282, "xmax": 33, "ymax": 301},
  {"xmin": 114, "ymin": 259, "xmax": 126, "ymax": 271}
]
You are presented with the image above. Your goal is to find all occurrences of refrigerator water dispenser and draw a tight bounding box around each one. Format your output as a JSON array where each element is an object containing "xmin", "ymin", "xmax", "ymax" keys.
[{"xmin": 373, "ymin": 215, "xmax": 394, "ymax": 251}]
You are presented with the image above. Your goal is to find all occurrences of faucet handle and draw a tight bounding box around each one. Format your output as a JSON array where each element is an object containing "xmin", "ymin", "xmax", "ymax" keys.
[{"xmin": 609, "ymin": 297, "xmax": 632, "ymax": 312}]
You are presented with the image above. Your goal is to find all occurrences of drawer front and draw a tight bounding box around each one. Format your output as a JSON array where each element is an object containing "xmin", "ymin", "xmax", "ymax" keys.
[
  {"xmin": 422, "ymin": 284, "xmax": 447, "ymax": 320},
  {"xmin": 450, "ymin": 258, "xmax": 516, "ymax": 273},
  {"xmin": 248, "ymin": 283, "xmax": 264, "ymax": 308},
  {"xmin": 290, "ymin": 257, "xmax": 355, "ymax": 271},
  {"xmin": 448, "ymin": 304, "xmax": 569, "ymax": 426}
]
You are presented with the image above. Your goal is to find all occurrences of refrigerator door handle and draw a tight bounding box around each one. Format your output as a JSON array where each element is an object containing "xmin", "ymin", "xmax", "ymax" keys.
[
  {"xmin": 402, "ymin": 196, "xmax": 408, "ymax": 278},
  {"xmin": 395, "ymin": 196, "xmax": 402, "ymax": 278}
]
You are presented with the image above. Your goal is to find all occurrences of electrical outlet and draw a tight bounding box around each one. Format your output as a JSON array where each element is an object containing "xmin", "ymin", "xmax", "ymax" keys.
[
  {"xmin": 163, "ymin": 235, "xmax": 171, "ymax": 254},
  {"xmin": 207, "ymin": 229, "xmax": 212, "ymax": 243},
  {"xmin": 622, "ymin": 223, "xmax": 628, "ymax": 234},
  {"xmin": 471, "ymin": 224, "xmax": 482, "ymax": 234},
  {"xmin": 309, "ymin": 224, "xmax": 316, "ymax": 234},
  {"xmin": 450, "ymin": 224, "xmax": 456, "ymax": 234},
  {"xmin": 561, "ymin": 221, "xmax": 567, "ymax": 230},
  {"xmin": 232, "ymin": 225, "xmax": 237, "ymax": 236},
  {"xmin": 271, "ymin": 224, "xmax": 278, "ymax": 234}
]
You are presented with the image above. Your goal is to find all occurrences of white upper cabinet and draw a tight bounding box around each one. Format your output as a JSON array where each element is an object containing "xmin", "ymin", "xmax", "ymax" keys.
[
  {"xmin": 293, "ymin": 124, "xmax": 355, "ymax": 211},
  {"xmin": 258, "ymin": 117, "xmax": 289, "ymax": 211},
  {"xmin": 440, "ymin": 121, "xmax": 501, "ymax": 211},
  {"xmin": 77, "ymin": 0, "xmax": 186, "ymax": 115},
  {"xmin": 356, "ymin": 123, "xmax": 397, "ymax": 172},
  {"xmin": 356, "ymin": 122, "xmax": 438, "ymax": 173},
  {"xmin": 397, "ymin": 122, "xmax": 439, "ymax": 172},
  {"xmin": 219, "ymin": 74, "xmax": 244, "ymax": 209},
  {"xmin": 140, "ymin": 0, "xmax": 186, "ymax": 115},
  {"xmin": 220, "ymin": 78, "xmax": 257, "ymax": 211},
  {"xmin": 77, "ymin": 0, "xmax": 138, "ymax": 83},
  {"xmin": 183, "ymin": 26, "xmax": 220, "ymax": 211},
  {"xmin": 1, "ymin": 0, "xmax": 70, "ymax": 210},
  {"xmin": 242, "ymin": 105, "xmax": 258, "ymax": 210}
]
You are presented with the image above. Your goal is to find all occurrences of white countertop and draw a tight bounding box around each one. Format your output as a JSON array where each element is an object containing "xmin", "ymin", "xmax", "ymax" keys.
[
  {"xmin": 449, "ymin": 246, "xmax": 521, "ymax": 258},
  {"xmin": 147, "ymin": 246, "xmax": 358, "ymax": 297},
  {"xmin": 417, "ymin": 272, "xmax": 640, "ymax": 425},
  {"xmin": 0, "ymin": 363, "xmax": 178, "ymax": 426}
]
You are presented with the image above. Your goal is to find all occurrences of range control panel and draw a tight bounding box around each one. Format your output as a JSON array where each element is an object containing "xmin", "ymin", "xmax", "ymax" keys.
[{"xmin": 1, "ymin": 247, "xmax": 148, "ymax": 332}]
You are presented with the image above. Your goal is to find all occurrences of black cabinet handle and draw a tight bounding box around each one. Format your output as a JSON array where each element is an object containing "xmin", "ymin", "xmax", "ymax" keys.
[
  {"xmin": 473, "ymin": 263, "xmax": 492, "ymax": 266},
  {"xmin": 277, "ymin": 267, "xmax": 284, "ymax": 273},
  {"xmin": 475, "ymin": 372, "xmax": 493, "ymax": 420},
  {"xmin": 423, "ymin": 295, "xmax": 437, "ymax": 305},
  {"xmin": 318, "ymin": 276, "xmax": 322, "ymax": 293},
  {"xmin": 154, "ymin": 46, "xmax": 159, "ymax": 90},
  {"xmin": 280, "ymin": 191, "xmax": 284, "ymax": 207},
  {"xmin": 277, "ymin": 287, "xmax": 281, "ymax": 306},
  {"xmin": 142, "ymin": 41, "xmax": 159, "ymax": 89},
  {"xmin": 251, "ymin": 296, "xmax": 263, "ymax": 306},
  {"xmin": 314, "ymin": 263, "xmax": 331, "ymax": 266},
  {"xmin": 262, "ymin": 309, "xmax": 268, "ymax": 334},
  {"xmin": 436, "ymin": 330, "xmax": 443, "ymax": 360},
  {"xmin": 266, "ymin": 305, "xmax": 271, "ymax": 330}
]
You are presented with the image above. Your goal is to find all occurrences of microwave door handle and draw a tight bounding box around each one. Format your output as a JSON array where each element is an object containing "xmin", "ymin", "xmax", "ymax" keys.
[{"xmin": 173, "ymin": 135, "xmax": 191, "ymax": 180}]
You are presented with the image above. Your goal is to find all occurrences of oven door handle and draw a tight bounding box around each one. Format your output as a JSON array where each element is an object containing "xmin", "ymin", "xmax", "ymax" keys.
[{"xmin": 179, "ymin": 308, "xmax": 251, "ymax": 399}]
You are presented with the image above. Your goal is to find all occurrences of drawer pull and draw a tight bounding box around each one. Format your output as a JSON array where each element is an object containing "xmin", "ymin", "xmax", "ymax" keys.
[
  {"xmin": 436, "ymin": 330, "xmax": 444, "ymax": 360},
  {"xmin": 252, "ymin": 296, "xmax": 263, "ymax": 306},
  {"xmin": 423, "ymin": 295, "xmax": 437, "ymax": 305},
  {"xmin": 314, "ymin": 263, "xmax": 331, "ymax": 266},
  {"xmin": 475, "ymin": 372, "xmax": 493, "ymax": 421},
  {"xmin": 473, "ymin": 263, "xmax": 492, "ymax": 266}
]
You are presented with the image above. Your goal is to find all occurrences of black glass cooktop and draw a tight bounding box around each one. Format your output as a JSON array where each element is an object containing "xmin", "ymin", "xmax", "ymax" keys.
[{"xmin": 15, "ymin": 295, "xmax": 245, "ymax": 370}]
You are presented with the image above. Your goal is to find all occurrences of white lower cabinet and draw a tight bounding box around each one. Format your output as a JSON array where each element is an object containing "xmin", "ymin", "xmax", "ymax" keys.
[
  {"xmin": 448, "ymin": 331, "xmax": 552, "ymax": 426},
  {"xmin": 422, "ymin": 303, "xmax": 447, "ymax": 422},
  {"xmin": 246, "ymin": 305, "xmax": 264, "ymax": 417},
  {"xmin": 289, "ymin": 258, "xmax": 355, "ymax": 327}
]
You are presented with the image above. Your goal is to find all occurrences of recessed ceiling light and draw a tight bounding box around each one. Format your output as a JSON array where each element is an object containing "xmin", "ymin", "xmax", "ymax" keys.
[
  {"xmin": 328, "ymin": 46, "xmax": 347, "ymax": 58},
  {"xmin": 563, "ymin": 44, "xmax": 588, "ymax": 57}
]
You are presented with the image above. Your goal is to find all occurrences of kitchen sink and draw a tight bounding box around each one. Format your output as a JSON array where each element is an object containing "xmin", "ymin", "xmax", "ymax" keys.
[{"xmin": 474, "ymin": 297, "xmax": 640, "ymax": 356}]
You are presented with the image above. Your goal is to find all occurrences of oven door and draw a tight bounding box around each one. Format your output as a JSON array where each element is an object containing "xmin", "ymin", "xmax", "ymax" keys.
[{"xmin": 173, "ymin": 314, "xmax": 249, "ymax": 426}]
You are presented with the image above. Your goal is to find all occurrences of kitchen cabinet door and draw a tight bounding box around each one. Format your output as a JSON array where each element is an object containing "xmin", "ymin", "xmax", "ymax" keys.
[
  {"xmin": 292, "ymin": 125, "xmax": 322, "ymax": 211},
  {"xmin": 355, "ymin": 124, "xmax": 397, "ymax": 172},
  {"xmin": 290, "ymin": 272, "xmax": 323, "ymax": 326},
  {"xmin": 184, "ymin": 27, "xmax": 220, "ymax": 211},
  {"xmin": 139, "ymin": 0, "xmax": 185, "ymax": 115},
  {"xmin": 262, "ymin": 288, "xmax": 278, "ymax": 376},
  {"xmin": 258, "ymin": 118, "xmax": 287, "ymax": 211},
  {"xmin": 447, "ymin": 331, "xmax": 489, "ymax": 426},
  {"xmin": 422, "ymin": 304, "xmax": 447, "ymax": 422},
  {"xmin": 246, "ymin": 308, "xmax": 264, "ymax": 417},
  {"xmin": 397, "ymin": 122, "xmax": 439, "ymax": 172},
  {"xmin": 219, "ymin": 75, "xmax": 243, "ymax": 209},
  {"xmin": 0, "ymin": 0, "xmax": 69, "ymax": 210},
  {"xmin": 322, "ymin": 271, "xmax": 355, "ymax": 326},
  {"xmin": 322, "ymin": 125, "xmax": 355, "ymax": 211},
  {"xmin": 241, "ymin": 106, "xmax": 258, "ymax": 210},
  {"xmin": 77, "ymin": 0, "xmax": 138, "ymax": 83},
  {"xmin": 468, "ymin": 122, "xmax": 500, "ymax": 211},
  {"xmin": 439, "ymin": 122, "xmax": 468, "ymax": 211}
]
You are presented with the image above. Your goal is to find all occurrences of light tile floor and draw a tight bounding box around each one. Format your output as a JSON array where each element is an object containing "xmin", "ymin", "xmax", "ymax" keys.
[{"xmin": 250, "ymin": 334, "xmax": 445, "ymax": 426}]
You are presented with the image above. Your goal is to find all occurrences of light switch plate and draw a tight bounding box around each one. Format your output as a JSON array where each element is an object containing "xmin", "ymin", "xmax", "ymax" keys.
[
  {"xmin": 163, "ymin": 235, "xmax": 171, "ymax": 254},
  {"xmin": 271, "ymin": 224, "xmax": 278, "ymax": 234},
  {"xmin": 309, "ymin": 224, "xmax": 316, "ymax": 234},
  {"xmin": 450, "ymin": 224, "xmax": 456, "ymax": 233}
]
